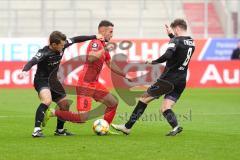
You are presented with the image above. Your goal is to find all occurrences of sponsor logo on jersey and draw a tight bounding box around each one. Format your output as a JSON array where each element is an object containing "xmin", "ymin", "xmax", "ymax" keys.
[{"xmin": 92, "ymin": 42, "xmax": 99, "ymax": 50}]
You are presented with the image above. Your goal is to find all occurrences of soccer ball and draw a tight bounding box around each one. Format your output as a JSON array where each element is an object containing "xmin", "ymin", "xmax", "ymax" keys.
[{"xmin": 93, "ymin": 119, "xmax": 109, "ymax": 136}]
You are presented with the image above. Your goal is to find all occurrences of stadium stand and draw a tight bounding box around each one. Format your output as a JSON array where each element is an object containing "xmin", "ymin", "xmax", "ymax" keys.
[{"xmin": 0, "ymin": 0, "xmax": 238, "ymax": 38}]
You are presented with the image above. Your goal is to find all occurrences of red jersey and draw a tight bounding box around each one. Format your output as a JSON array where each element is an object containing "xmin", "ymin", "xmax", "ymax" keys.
[{"xmin": 79, "ymin": 39, "xmax": 111, "ymax": 82}]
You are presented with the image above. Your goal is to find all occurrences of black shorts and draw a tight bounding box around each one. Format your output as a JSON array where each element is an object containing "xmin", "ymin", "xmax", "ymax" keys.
[
  {"xmin": 164, "ymin": 80, "xmax": 186, "ymax": 102},
  {"xmin": 34, "ymin": 78, "xmax": 66, "ymax": 102},
  {"xmin": 147, "ymin": 78, "xmax": 186, "ymax": 102}
]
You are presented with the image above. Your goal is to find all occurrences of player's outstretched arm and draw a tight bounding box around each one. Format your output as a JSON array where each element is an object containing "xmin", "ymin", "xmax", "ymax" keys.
[
  {"xmin": 70, "ymin": 35, "xmax": 96, "ymax": 43},
  {"xmin": 20, "ymin": 51, "xmax": 45, "ymax": 78},
  {"xmin": 150, "ymin": 37, "xmax": 177, "ymax": 64},
  {"xmin": 106, "ymin": 61, "xmax": 125, "ymax": 77},
  {"xmin": 20, "ymin": 58, "xmax": 38, "ymax": 78},
  {"xmin": 22, "ymin": 57, "xmax": 38, "ymax": 72},
  {"xmin": 22, "ymin": 51, "xmax": 46, "ymax": 71},
  {"xmin": 66, "ymin": 34, "xmax": 104, "ymax": 48},
  {"xmin": 106, "ymin": 61, "xmax": 132, "ymax": 82},
  {"xmin": 149, "ymin": 49, "xmax": 174, "ymax": 64}
]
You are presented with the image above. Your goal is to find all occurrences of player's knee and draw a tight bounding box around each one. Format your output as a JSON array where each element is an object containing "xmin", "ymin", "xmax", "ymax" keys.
[
  {"xmin": 139, "ymin": 93, "xmax": 153, "ymax": 104},
  {"xmin": 109, "ymin": 99, "xmax": 118, "ymax": 108},
  {"xmin": 60, "ymin": 104, "xmax": 70, "ymax": 111},
  {"xmin": 160, "ymin": 99, "xmax": 175, "ymax": 113},
  {"xmin": 59, "ymin": 101, "xmax": 70, "ymax": 111},
  {"xmin": 160, "ymin": 107, "xmax": 165, "ymax": 113},
  {"xmin": 58, "ymin": 99, "xmax": 72, "ymax": 111},
  {"xmin": 139, "ymin": 97, "xmax": 148, "ymax": 104},
  {"xmin": 42, "ymin": 99, "xmax": 52, "ymax": 106},
  {"xmin": 140, "ymin": 92, "xmax": 153, "ymax": 103},
  {"xmin": 160, "ymin": 104, "xmax": 171, "ymax": 113},
  {"xmin": 112, "ymin": 97, "xmax": 118, "ymax": 106},
  {"xmin": 105, "ymin": 98, "xmax": 118, "ymax": 108}
]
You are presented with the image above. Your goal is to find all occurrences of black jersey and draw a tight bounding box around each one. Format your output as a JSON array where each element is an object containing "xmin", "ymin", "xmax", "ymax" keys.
[
  {"xmin": 152, "ymin": 36, "xmax": 195, "ymax": 82},
  {"xmin": 23, "ymin": 35, "xmax": 96, "ymax": 79}
]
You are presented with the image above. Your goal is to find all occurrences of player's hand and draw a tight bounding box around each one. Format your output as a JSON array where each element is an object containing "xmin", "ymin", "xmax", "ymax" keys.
[
  {"xmin": 165, "ymin": 24, "xmax": 173, "ymax": 35},
  {"xmin": 145, "ymin": 60, "xmax": 152, "ymax": 64},
  {"xmin": 96, "ymin": 34, "xmax": 104, "ymax": 41},
  {"xmin": 19, "ymin": 71, "xmax": 29, "ymax": 79},
  {"xmin": 125, "ymin": 77, "xmax": 133, "ymax": 82},
  {"xmin": 124, "ymin": 75, "xmax": 133, "ymax": 82}
]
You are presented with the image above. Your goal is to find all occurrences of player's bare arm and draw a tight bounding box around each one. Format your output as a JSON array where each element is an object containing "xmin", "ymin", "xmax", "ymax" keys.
[
  {"xmin": 106, "ymin": 61, "xmax": 132, "ymax": 82},
  {"xmin": 106, "ymin": 60, "xmax": 125, "ymax": 76}
]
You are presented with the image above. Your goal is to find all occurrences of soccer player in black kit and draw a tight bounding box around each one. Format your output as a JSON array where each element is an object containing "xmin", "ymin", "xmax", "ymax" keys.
[
  {"xmin": 112, "ymin": 19, "xmax": 195, "ymax": 136},
  {"xmin": 21, "ymin": 31, "xmax": 103, "ymax": 137}
]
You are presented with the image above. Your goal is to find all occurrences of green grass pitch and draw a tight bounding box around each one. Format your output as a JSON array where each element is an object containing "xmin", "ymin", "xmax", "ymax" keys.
[{"xmin": 0, "ymin": 88, "xmax": 240, "ymax": 160}]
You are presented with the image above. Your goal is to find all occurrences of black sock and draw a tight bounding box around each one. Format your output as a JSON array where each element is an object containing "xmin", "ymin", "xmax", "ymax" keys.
[
  {"xmin": 125, "ymin": 101, "xmax": 147, "ymax": 129},
  {"xmin": 57, "ymin": 118, "xmax": 65, "ymax": 130},
  {"xmin": 34, "ymin": 103, "xmax": 48, "ymax": 127},
  {"xmin": 162, "ymin": 109, "xmax": 178, "ymax": 129}
]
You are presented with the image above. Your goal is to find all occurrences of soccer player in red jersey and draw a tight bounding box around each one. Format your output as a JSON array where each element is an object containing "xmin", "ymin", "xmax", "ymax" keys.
[
  {"xmin": 76, "ymin": 20, "xmax": 131, "ymax": 124},
  {"xmin": 43, "ymin": 20, "xmax": 131, "ymax": 126}
]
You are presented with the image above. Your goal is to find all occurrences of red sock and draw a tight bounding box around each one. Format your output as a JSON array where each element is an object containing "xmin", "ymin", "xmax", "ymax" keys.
[
  {"xmin": 55, "ymin": 110, "xmax": 82, "ymax": 123},
  {"xmin": 104, "ymin": 104, "xmax": 117, "ymax": 124}
]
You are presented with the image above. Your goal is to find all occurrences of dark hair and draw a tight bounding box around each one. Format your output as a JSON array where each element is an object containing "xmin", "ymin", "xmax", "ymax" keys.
[
  {"xmin": 98, "ymin": 20, "xmax": 114, "ymax": 29},
  {"xmin": 170, "ymin": 19, "xmax": 187, "ymax": 30},
  {"xmin": 49, "ymin": 31, "xmax": 66, "ymax": 44}
]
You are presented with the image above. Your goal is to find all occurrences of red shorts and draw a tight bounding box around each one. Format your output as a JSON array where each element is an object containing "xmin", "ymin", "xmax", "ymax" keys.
[{"xmin": 76, "ymin": 81, "xmax": 109, "ymax": 112}]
